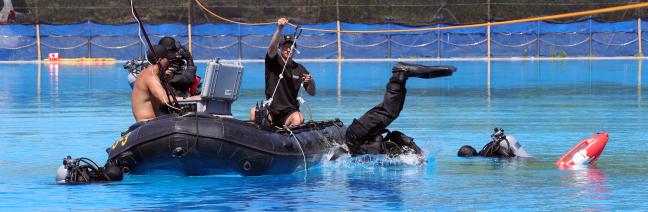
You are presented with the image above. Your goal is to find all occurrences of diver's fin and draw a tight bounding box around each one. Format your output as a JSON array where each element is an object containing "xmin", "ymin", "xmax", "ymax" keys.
[
  {"xmin": 329, "ymin": 147, "xmax": 348, "ymax": 161},
  {"xmin": 392, "ymin": 62, "xmax": 456, "ymax": 79}
]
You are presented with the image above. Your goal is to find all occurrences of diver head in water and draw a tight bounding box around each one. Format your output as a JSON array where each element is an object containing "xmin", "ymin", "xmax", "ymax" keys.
[{"xmin": 457, "ymin": 145, "xmax": 478, "ymax": 157}]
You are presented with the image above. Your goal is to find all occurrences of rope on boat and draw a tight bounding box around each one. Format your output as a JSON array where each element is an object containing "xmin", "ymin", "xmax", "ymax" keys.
[{"xmin": 284, "ymin": 125, "xmax": 308, "ymax": 179}]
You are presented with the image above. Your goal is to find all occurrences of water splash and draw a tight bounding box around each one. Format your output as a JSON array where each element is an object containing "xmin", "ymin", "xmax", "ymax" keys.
[{"xmin": 323, "ymin": 151, "xmax": 428, "ymax": 169}]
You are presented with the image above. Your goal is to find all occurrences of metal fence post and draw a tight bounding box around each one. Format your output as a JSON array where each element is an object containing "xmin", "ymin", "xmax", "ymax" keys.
[
  {"xmin": 337, "ymin": 20, "xmax": 342, "ymax": 61},
  {"xmin": 36, "ymin": 24, "xmax": 41, "ymax": 61},
  {"xmin": 437, "ymin": 24, "xmax": 441, "ymax": 58},
  {"xmin": 386, "ymin": 21, "xmax": 392, "ymax": 59},
  {"xmin": 87, "ymin": 20, "xmax": 92, "ymax": 58},
  {"xmin": 336, "ymin": 0, "xmax": 342, "ymax": 62},
  {"xmin": 639, "ymin": 18, "xmax": 643, "ymax": 56},
  {"xmin": 537, "ymin": 21, "xmax": 540, "ymax": 57},
  {"xmin": 88, "ymin": 37, "xmax": 92, "ymax": 58},
  {"xmin": 487, "ymin": 23, "xmax": 491, "ymax": 59},
  {"xmin": 336, "ymin": 0, "xmax": 342, "ymax": 96},
  {"xmin": 589, "ymin": 19, "xmax": 593, "ymax": 57},
  {"xmin": 336, "ymin": 20, "xmax": 342, "ymax": 96},
  {"xmin": 487, "ymin": 24, "xmax": 491, "ymax": 98},
  {"xmin": 387, "ymin": 34, "xmax": 392, "ymax": 59},
  {"xmin": 187, "ymin": 0, "xmax": 192, "ymax": 53},
  {"xmin": 238, "ymin": 26, "xmax": 242, "ymax": 60}
]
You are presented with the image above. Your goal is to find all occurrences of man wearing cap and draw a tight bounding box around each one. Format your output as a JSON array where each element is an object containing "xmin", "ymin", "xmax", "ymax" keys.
[
  {"xmin": 158, "ymin": 37, "xmax": 199, "ymax": 97},
  {"xmin": 250, "ymin": 18, "xmax": 316, "ymax": 127},
  {"xmin": 131, "ymin": 44, "xmax": 199, "ymax": 122}
]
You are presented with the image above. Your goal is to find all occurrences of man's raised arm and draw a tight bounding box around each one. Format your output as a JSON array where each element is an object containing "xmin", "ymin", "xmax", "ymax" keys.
[{"xmin": 267, "ymin": 18, "xmax": 287, "ymax": 58}]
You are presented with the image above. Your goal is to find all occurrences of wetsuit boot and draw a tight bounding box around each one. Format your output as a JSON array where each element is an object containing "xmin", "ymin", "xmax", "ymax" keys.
[{"xmin": 392, "ymin": 62, "xmax": 456, "ymax": 79}]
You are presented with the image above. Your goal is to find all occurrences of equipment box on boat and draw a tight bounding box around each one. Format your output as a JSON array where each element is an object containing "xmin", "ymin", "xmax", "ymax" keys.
[{"xmin": 180, "ymin": 60, "xmax": 244, "ymax": 115}]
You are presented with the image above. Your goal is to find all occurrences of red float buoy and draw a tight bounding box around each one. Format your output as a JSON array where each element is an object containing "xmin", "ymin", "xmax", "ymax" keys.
[{"xmin": 556, "ymin": 132, "xmax": 609, "ymax": 166}]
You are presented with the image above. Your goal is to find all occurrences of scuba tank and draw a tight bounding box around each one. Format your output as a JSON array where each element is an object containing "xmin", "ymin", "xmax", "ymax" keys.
[
  {"xmin": 56, "ymin": 156, "xmax": 123, "ymax": 184},
  {"xmin": 479, "ymin": 128, "xmax": 529, "ymax": 158},
  {"xmin": 123, "ymin": 59, "xmax": 149, "ymax": 88}
]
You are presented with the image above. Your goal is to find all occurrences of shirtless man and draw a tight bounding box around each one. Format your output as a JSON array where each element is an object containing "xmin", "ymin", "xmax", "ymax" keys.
[{"xmin": 131, "ymin": 44, "xmax": 199, "ymax": 122}]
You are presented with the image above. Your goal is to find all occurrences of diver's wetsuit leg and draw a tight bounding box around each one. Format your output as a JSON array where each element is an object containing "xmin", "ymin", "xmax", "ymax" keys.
[{"xmin": 345, "ymin": 72, "xmax": 407, "ymax": 146}]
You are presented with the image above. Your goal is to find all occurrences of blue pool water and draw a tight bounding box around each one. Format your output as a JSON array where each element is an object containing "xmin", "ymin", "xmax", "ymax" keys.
[{"xmin": 0, "ymin": 60, "xmax": 647, "ymax": 210}]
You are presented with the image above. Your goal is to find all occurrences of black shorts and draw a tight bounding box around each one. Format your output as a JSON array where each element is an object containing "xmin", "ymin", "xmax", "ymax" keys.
[{"xmin": 269, "ymin": 109, "xmax": 299, "ymax": 126}]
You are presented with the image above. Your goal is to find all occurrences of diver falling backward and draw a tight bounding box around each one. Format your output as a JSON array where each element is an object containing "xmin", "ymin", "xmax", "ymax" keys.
[{"xmin": 335, "ymin": 62, "xmax": 457, "ymax": 159}]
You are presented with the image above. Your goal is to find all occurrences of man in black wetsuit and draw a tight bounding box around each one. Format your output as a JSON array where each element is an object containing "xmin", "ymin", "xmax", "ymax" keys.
[
  {"xmin": 249, "ymin": 18, "xmax": 316, "ymax": 127},
  {"xmin": 332, "ymin": 62, "xmax": 457, "ymax": 160},
  {"xmin": 158, "ymin": 37, "xmax": 199, "ymax": 97}
]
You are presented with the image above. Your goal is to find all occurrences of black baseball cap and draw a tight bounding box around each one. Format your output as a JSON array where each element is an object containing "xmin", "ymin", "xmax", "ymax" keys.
[
  {"xmin": 158, "ymin": 36, "xmax": 179, "ymax": 52},
  {"xmin": 146, "ymin": 44, "xmax": 171, "ymax": 64},
  {"xmin": 279, "ymin": 35, "xmax": 297, "ymax": 49}
]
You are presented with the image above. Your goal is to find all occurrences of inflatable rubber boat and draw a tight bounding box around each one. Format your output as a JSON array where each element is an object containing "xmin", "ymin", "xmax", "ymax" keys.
[
  {"xmin": 115, "ymin": 60, "xmax": 352, "ymax": 176},
  {"xmin": 108, "ymin": 113, "xmax": 346, "ymax": 176}
]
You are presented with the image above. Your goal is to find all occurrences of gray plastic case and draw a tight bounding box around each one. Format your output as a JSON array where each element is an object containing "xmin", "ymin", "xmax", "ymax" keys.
[
  {"xmin": 179, "ymin": 60, "xmax": 244, "ymax": 115},
  {"xmin": 202, "ymin": 61, "xmax": 243, "ymax": 101}
]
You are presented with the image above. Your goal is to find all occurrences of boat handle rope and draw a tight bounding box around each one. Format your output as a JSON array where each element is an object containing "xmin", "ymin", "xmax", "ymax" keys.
[
  {"xmin": 283, "ymin": 125, "xmax": 308, "ymax": 179},
  {"xmin": 296, "ymin": 83, "xmax": 313, "ymax": 122}
]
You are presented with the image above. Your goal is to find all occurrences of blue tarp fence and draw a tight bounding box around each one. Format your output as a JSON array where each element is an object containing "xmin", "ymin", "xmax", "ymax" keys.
[{"xmin": 0, "ymin": 19, "xmax": 646, "ymax": 60}]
